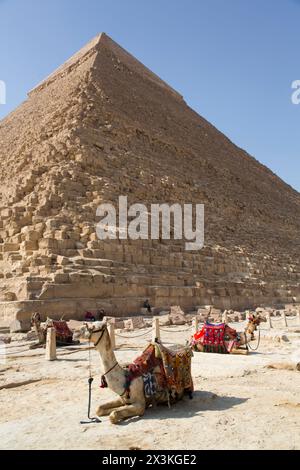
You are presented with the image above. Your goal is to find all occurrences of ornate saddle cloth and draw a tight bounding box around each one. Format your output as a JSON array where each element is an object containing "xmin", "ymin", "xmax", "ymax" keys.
[
  {"xmin": 45, "ymin": 319, "xmax": 73, "ymax": 343},
  {"xmin": 191, "ymin": 322, "xmax": 238, "ymax": 353},
  {"xmin": 125, "ymin": 341, "xmax": 193, "ymax": 400}
]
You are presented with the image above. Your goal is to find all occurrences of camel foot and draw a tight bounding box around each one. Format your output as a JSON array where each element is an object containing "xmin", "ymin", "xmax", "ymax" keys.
[
  {"xmin": 109, "ymin": 411, "xmax": 121, "ymax": 424},
  {"xmin": 96, "ymin": 406, "xmax": 111, "ymax": 417}
]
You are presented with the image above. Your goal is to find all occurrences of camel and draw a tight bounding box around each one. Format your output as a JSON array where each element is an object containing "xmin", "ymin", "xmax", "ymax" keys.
[
  {"xmin": 190, "ymin": 314, "xmax": 262, "ymax": 355},
  {"xmin": 75, "ymin": 321, "xmax": 193, "ymax": 424},
  {"xmin": 30, "ymin": 313, "xmax": 77, "ymax": 348}
]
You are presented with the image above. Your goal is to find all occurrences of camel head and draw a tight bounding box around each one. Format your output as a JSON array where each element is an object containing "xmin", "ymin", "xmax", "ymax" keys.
[
  {"xmin": 74, "ymin": 321, "xmax": 109, "ymax": 346},
  {"xmin": 31, "ymin": 312, "xmax": 41, "ymax": 326},
  {"xmin": 246, "ymin": 313, "xmax": 261, "ymax": 338}
]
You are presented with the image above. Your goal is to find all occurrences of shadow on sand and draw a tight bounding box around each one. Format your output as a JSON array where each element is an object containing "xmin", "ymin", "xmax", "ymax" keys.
[{"xmin": 118, "ymin": 390, "xmax": 249, "ymax": 425}]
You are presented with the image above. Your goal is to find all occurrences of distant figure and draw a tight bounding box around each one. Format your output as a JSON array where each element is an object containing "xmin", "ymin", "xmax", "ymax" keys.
[
  {"xmin": 85, "ymin": 311, "xmax": 96, "ymax": 322},
  {"xmin": 96, "ymin": 309, "xmax": 106, "ymax": 320},
  {"xmin": 143, "ymin": 299, "xmax": 152, "ymax": 313}
]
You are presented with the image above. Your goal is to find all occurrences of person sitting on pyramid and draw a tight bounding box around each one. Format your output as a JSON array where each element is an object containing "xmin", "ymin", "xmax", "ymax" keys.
[{"xmin": 143, "ymin": 299, "xmax": 152, "ymax": 313}]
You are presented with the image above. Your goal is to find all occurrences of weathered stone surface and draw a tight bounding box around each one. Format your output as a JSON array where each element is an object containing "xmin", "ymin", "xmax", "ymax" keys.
[
  {"xmin": 169, "ymin": 306, "xmax": 186, "ymax": 325},
  {"xmin": 10, "ymin": 319, "xmax": 31, "ymax": 333},
  {"xmin": 124, "ymin": 316, "xmax": 146, "ymax": 330},
  {"xmin": 0, "ymin": 33, "xmax": 299, "ymax": 324}
]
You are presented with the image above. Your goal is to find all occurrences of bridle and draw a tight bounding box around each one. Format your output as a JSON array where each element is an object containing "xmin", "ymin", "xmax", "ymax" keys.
[
  {"xmin": 88, "ymin": 324, "xmax": 119, "ymax": 388},
  {"xmin": 90, "ymin": 327, "xmax": 106, "ymax": 347}
]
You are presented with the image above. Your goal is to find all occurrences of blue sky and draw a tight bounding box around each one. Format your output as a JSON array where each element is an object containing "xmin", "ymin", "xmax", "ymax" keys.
[{"xmin": 0, "ymin": 0, "xmax": 299, "ymax": 192}]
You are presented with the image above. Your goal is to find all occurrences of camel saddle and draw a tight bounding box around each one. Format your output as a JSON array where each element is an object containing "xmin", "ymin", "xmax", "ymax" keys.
[
  {"xmin": 45, "ymin": 319, "xmax": 74, "ymax": 344},
  {"xmin": 124, "ymin": 340, "xmax": 193, "ymax": 401},
  {"xmin": 191, "ymin": 322, "xmax": 239, "ymax": 353}
]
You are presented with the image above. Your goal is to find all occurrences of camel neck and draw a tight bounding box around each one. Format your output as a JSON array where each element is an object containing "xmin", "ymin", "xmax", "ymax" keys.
[{"xmin": 95, "ymin": 331, "xmax": 125, "ymax": 396}]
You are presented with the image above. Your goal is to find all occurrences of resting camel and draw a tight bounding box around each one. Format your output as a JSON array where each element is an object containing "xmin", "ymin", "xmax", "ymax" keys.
[
  {"xmin": 190, "ymin": 314, "xmax": 262, "ymax": 355},
  {"xmin": 30, "ymin": 313, "xmax": 77, "ymax": 348},
  {"xmin": 75, "ymin": 321, "xmax": 193, "ymax": 424}
]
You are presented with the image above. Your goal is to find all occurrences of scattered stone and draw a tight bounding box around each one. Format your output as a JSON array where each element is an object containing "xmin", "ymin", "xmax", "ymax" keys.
[
  {"xmin": 10, "ymin": 319, "xmax": 31, "ymax": 333},
  {"xmin": 169, "ymin": 306, "xmax": 186, "ymax": 325},
  {"xmin": 124, "ymin": 317, "xmax": 146, "ymax": 330}
]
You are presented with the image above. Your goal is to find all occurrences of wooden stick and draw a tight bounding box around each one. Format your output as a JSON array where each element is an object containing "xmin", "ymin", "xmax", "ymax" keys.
[
  {"xmin": 266, "ymin": 312, "xmax": 272, "ymax": 329},
  {"xmin": 193, "ymin": 316, "xmax": 199, "ymax": 333},
  {"xmin": 282, "ymin": 311, "xmax": 287, "ymax": 327},
  {"xmin": 222, "ymin": 311, "xmax": 228, "ymax": 324},
  {"xmin": 152, "ymin": 317, "xmax": 160, "ymax": 342},
  {"xmin": 45, "ymin": 328, "xmax": 56, "ymax": 361}
]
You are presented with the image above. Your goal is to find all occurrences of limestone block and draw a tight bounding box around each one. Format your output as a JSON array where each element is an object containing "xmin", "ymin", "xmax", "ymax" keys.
[
  {"xmin": 39, "ymin": 238, "xmax": 58, "ymax": 250},
  {"xmin": 25, "ymin": 231, "xmax": 41, "ymax": 242},
  {"xmin": 3, "ymin": 243, "xmax": 20, "ymax": 252},
  {"xmin": 53, "ymin": 273, "xmax": 70, "ymax": 283},
  {"xmin": 4, "ymin": 292, "xmax": 17, "ymax": 301},
  {"xmin": 124, "ymin": 316, "xmax": 146, "ymax": 330},
  {"xmin": 1, "ymin": 208, "xmax": 12, "ymax": 219},
  {"xmin": 20, "ymin": 241, "xmax": 38, "ymax": 251},
  {"xmin": 57, "ymin": 240, "xmax": 76, "ymax": 250},
  {"xmin": 158, "ymin": 314, "xmax": 171, "ymax": 326},
  {"xmin": 54, "ymin": 230, "xmax": 69, "ymax": 240},
  {"xmin": 57, "ymin": 256, "xmax": 71, "ymax": 266},
  {"xmin": 169, "ymin": 305, "xmax": 186, "ymax": 325},
  {"xmin": 10, "ymin": 319, "xmax": 31, "ymax": 333}
]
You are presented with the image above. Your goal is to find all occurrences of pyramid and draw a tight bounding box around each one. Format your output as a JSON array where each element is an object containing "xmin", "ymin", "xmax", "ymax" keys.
[{"xmin": 0, "ymin": 33, "xmax": 299, "ymax": 327}]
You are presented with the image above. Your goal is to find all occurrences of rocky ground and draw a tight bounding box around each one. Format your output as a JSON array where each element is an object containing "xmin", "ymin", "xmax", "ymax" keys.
[{"xmin": 0, "ymin": 320, "xmax": 299, "ymax": 450}]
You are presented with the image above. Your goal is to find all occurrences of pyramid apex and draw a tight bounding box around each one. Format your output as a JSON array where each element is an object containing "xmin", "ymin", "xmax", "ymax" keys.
[
  {"xmin": 28, "ymin": 33, "xmax": 183, "ymax": 102},
  {"xmin": 28, "ymin": 33, "xmax": 107, "ymax": 96}
]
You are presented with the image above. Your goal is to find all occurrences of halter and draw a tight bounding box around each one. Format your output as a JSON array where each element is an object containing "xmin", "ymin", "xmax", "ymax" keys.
[
  {"xmin": 88, "ymin": 325, "xmax": 121, "ymax": 391},
  {"xmin": 92, "ymin": 327, "xmax": 106, "ymax": 347}
]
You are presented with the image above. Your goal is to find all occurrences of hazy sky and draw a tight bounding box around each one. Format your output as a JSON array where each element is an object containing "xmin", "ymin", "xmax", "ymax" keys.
[{"xmin": 0, "ymin": 0, "xmax": 299, "ymax": 191}]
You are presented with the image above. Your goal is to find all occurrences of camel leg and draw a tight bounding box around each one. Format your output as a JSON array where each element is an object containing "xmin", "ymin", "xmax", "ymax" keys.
[
  {"xmin": 109, "ymin": 403, "xmax": 145, "ymax": 424},
  {"xmin": 96, "ymin": 397, "xmax": 124, "ymax": 417},
  {"xmin": 231, "ymin": 348, "xmax": 249, "ymax": 355}
]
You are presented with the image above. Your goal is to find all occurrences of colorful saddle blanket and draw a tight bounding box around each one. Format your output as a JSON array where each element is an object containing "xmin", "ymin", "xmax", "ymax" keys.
[
  {"xmin": 191, "ymin": 322, "xmax": 238, "ymax": 353},
  {"xmin": 45, "ymin": 319, "xmax": 73, "ymax": 343},
  {"xmin": 124, "ymin": 341, "xmax": 193, "ymax": 400}
]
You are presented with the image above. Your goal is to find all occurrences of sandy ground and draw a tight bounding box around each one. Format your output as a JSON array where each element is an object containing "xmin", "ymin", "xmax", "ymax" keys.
[{"xmin": 0, "ymin": 321, "xmax": 299, "ymax": 450}]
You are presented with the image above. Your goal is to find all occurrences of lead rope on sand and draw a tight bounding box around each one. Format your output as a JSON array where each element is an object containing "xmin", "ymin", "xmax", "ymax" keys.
[
  {"xmin": 80, "ymin": 340, "xmax": 101, "ymax": 425},
  {"xmin": 245, "ymin": 328, "xmax": 261, "ymax": 351}
]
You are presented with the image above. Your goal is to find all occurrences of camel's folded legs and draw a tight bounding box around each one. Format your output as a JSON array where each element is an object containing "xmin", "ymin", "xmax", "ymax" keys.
[
  {"xmin": 109, "ymin": 403, "xmax": 145, "ymax": 424},
  {"xmin": 231, "ymin": 348, "xmax": 248, "ymax": 355},
  {"xmin": 96, "ymin": 397, "xmax": 124, "ymax": 416}
]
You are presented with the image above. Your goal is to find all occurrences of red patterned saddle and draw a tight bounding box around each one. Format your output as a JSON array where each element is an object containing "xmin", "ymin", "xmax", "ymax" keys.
[
  {"xmin": 191, "ymin": 322, "xmax": 239, "ymax": 353},
  {"xmin": 45, "ymin": 319, "xmax": 74, "ymax": 344}
]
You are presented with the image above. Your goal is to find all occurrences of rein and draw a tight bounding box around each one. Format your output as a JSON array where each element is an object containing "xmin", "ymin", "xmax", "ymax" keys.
[
  {"xmin": 93, "ymin": 328, "xmax": 106, "ymax": 347},
  {"xmin": 244, "ymin": 324, "xmax": 261, "ymax": 352},
  {"xmin": 100, "ymin": 362, "xmax": 118, "ymax": 388},
  {"xmin": 247, "ymin": 328, "xmax": 261, "ymax": 351},
  {"xmin": 80, "ymin": 327, "xmax": 107, "ymax": 425}
]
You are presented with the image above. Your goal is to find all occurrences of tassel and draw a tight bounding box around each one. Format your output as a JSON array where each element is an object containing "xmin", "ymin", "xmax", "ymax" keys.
[{"xmin": 100, "ymin": 375, "xmax": 108, "ymax": 389}]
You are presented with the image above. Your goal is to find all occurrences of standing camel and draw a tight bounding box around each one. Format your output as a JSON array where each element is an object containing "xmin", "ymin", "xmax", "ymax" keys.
[{"xmin": 75, "ymin": 321, "xmax": 193, "ymax": 424}]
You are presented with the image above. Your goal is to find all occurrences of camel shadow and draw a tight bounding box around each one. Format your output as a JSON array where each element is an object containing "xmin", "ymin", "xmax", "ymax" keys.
[{"xmin": 118, "ymin": 390, "xmax": 249, "ymax": 426}]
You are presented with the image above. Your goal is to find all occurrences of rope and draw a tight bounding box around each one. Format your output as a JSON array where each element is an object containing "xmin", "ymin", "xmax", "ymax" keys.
[
  {"xmin": 246, "ymin": 329, "xmax": 261, "ymax": 351},
  {"xmin": 160, "ymin": 326, "xmax": 192, "ymax": 333},
  {"xmin": 286, "ymin": 316, "xmax": 298, "ymax": 322},
  {"xmin": 80, "ymin": 340, "xmax": 101, "ymax": 424},
  {"xmin": 115, "ymin": 328, "xmax": 152, "ymax": 339}
]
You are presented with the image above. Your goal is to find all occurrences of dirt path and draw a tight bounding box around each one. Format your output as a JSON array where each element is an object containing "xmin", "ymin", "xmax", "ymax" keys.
[{"xmin": 0, "ymin": 323, "xmax": 299, "ymax": 450}]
